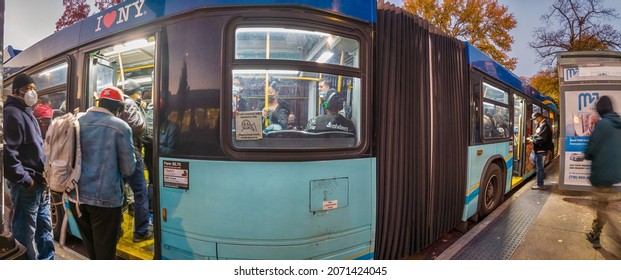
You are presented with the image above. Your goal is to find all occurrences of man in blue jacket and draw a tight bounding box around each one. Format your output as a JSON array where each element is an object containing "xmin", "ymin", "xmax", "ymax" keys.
[
  {"xmin": 69, "ymin": 86, "xmax": 136, "ymax": 259},
  {"xmin": 4, "ymin": 73, "xmax": 55, "ymax": 260},
  {"xmin": 584, "ymin": 95, "xmax": 621, "ymax": 249}
]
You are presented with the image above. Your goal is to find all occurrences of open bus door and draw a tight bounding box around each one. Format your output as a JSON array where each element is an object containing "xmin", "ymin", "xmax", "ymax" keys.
[{"xmin": 512, "ymin": 94, "xmax": 526, "ymax": 181}]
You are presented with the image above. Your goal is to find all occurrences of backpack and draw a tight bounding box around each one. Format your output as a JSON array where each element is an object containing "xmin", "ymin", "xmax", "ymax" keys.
[{"xmin": 43, "ymin": 113, "xmax": 82, "ymax": 195}]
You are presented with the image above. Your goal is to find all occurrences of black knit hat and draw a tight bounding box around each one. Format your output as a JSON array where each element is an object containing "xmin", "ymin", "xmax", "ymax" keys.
[
  {"xmin": 12, "ymin": 73, "xmax": 34, "ymax": 92},
  {"xmin": 123, "ymin": 79, "xmax": 141, "ymax": 95},
  {"xmin": 596, "ymin": 95, "xmax": 613, "ymax": 116}
]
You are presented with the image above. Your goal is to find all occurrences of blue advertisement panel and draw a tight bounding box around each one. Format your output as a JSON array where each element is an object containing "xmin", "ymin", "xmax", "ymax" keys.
[{"xmin": 563, "ymin": 90, "xmax": 621, "ymax": 186}]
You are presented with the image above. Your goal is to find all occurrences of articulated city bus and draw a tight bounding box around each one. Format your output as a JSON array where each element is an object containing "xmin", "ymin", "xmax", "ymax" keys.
[{"xmin": 3, "ymin": 0, "xmax": 557, "ymax": 260}]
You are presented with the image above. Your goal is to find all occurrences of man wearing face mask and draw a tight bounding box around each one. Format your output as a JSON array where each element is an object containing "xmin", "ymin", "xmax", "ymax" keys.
[
  {"xmin": 4, "ymin": 73, "xmax": 55, "ymax": 259},
  {"xmin": 232, "ymin": 76, "xmax": 248, "ymax": 115}
]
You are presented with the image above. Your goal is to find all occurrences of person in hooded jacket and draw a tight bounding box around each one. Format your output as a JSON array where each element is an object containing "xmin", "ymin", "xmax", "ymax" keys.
[
  {"xmin": 584, "ymin": 95, "xmax": 621, "ymax": 249},
  {"xmin": 3, "ymin": 73, "xmax": 55, "ymax": 259}
]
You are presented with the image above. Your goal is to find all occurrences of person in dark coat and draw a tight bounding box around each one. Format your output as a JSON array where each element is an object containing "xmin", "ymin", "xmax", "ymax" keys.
[
  {"xmin": 528, "ymin": 112, "xmax": 553, "ymax": 190},
  {"xmin": 583, "ymin": 95, "xmax": 621, "ymax": 249},
  {"xmin": 4, "ymin": 73, "xmax": 55, "ymax": 259},
  {"xmin": 306, "ymin": 91, "xmax": 355, "ymax": 134},
  {"xmin": 257, "ymin": 81, "xmax": 290, "ymax": 132}
]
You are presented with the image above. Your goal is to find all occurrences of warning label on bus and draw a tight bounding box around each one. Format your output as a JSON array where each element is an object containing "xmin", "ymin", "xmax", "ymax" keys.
[{"xmin": 163, "ymin": 160, "xmax": 189, "ymax": 190}]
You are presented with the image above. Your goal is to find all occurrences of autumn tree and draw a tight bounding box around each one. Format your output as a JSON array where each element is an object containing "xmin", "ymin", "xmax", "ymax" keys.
[
  {"xmin": 94, "ymin": 0, "xmax": 124, "ymax": 11},
  {"xmin": 530, "ymin": 0, "xmax": 621, "ymax": 65},
  {"xmin": 529, "ymin": 67, "xmax": 560, "ymax": 104},
  {"xmin": 56, "ymin": 0, "xmax": 125, "ymax": 31},
  {"xmin": 55, "ymin": 0, "xmax": 90, "ymax": 31},
  {"xmin": 403, "ymin": 0, "xmax": 517, "ymax": 70}
]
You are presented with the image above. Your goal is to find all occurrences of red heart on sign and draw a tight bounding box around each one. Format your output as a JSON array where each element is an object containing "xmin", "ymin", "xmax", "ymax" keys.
[{"xmin": 103, "ymin": 11, "xmax": 117, "ymax": 28}]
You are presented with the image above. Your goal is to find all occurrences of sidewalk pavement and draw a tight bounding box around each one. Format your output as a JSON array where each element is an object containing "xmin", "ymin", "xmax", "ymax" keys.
[
  {"xmin": 439, "ymin": 158, "xmax": 621, "ymax": 260},
  {"xmin": 54, "ymin": 243, "xmax": 87, "ymax": 260}
]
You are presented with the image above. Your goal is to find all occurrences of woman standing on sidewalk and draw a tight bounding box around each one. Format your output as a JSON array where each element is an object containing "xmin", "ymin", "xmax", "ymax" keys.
[{"xmin": 584, "ymin": 95, "xmax": 621, "ymax": 249}]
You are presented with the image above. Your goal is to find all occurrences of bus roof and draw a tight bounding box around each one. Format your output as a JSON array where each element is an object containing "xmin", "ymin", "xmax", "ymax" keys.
[
  {"xmin": 5, "ymin": 0, "xmax": 376, "ymax": 78},
  {"xmin": 465, "ymin": 42, "xmax": 558, "ymax": 112}
]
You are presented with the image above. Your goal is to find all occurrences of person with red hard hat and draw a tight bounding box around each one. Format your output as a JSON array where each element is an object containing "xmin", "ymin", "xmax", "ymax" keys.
[{"xmin": 68, "ymin": 86, "xmax": 137, "ymax": 259}]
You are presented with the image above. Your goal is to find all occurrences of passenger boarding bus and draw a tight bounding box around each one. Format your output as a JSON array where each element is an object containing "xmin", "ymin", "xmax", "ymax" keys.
[{"xmin": 3, "ymin": 0, "xmax": 557, "ymax": 260}]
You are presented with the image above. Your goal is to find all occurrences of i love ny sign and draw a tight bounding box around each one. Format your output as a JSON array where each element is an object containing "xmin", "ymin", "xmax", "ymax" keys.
[{"xmin": 95, "ymin": 0, "xmax": 146, "ymax": 32}]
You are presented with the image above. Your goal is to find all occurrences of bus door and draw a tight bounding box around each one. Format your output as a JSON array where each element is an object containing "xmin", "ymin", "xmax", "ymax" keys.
[
  {"xmin": 512, "ymin": 94, "xmax": 526, "ymax": 178},
  {"xmin": 83, "ymin": 34, "xmax": 157, "ymax": 260}
]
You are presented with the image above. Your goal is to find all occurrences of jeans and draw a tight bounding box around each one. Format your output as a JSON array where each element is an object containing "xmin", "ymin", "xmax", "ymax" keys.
[
  {"xmin": 9, "ymin": 182, "xmax": 55, "ymax": 260},
  {"xmin": 535, "ymin": 152, "xmax": 545, "ymax": 187},
  {"xmin": 124, "ymin": 160, "xmax": 150, "ymax": 237}
]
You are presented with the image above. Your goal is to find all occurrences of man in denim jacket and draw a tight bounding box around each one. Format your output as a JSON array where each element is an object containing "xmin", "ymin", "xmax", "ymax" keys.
[
  {"xmin": 69, "ymin": 86, "xmax": 136, "ymax": 259},
  {"xmin": 4, "ymin": 73, "xmax": 55, "ymax": 260}
]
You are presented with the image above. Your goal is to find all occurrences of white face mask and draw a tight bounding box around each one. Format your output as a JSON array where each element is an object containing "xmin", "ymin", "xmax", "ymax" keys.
[
  {"xmin": 232, "ymin": 86, "xmax": 241, "ymax": 96},
  {"xmin": 23, "ymin": 90, "xmax": 38, "ymax": 107}
]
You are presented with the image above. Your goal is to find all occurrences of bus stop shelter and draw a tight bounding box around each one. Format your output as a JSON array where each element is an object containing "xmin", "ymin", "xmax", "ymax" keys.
[{"xmin": 557, "ymin": 51, "xmax": 621, "ymax": 191}]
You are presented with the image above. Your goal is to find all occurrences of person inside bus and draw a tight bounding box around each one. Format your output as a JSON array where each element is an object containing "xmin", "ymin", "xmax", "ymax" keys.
[
  {"xmin": 306, "ymin": 91, "xmax": 356, "ymax": 134},
  {"xmin": 232, "ymin": 76, "xmax": 249, "ymax": 115},
  {"xmin": 120, "ymin": 79, "xmax": 153, "ymax": 243},
  {"xmin": 318, "ymin": 79, "xmax": 351, "ymax": 118},
  {"xmin": 257, "ymin": 81, "xmax": 291, "ymax": 133},
  {"xmin": 33, "ymin": 95, "xmax": 53, "ymax": 138},
  {"xmin": 69, "ymin": 86, "xmax": 136, "ymax": 259},
  {"xmin": 528, "ymin": 112, "xmax": 553, "ymax": 190}
]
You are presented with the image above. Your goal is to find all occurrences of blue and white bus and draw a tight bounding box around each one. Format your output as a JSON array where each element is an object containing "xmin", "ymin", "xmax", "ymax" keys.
[{"xmin": 3, "ymin": 0, "xmax": 557, "ymax": 260}]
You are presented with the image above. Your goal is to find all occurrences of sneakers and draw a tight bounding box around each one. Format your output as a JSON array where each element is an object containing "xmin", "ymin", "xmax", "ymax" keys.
[
  {"xmin": 586, "ymin": 232, "xmax": 601, "ymax": 249},
  {"xmin": 133, "ymin": 229, "xmax": 154, "ymax": 243},
  {"xmin": 531, "ymin": 185, "xmax": 545, "ymax": 190}
]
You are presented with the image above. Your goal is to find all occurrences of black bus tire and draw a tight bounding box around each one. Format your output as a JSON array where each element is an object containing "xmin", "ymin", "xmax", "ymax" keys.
[{"xmin": 478, "ymin": 164, "xmax": 503, "ymax": 218}]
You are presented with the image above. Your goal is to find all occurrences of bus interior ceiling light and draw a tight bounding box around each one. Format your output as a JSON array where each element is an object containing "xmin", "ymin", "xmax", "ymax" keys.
[
  {"xmin": 316, "ymin": 51, "xmax": 334, "ymax": 63},
  {"xmin": 102, "ymin": 39, "xmax": 154, "ymax": 57}
]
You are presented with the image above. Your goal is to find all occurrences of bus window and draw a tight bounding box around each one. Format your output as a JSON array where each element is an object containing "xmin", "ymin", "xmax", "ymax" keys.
[
  {"xmin": 481, "ymin": 83, "xmax": 510, "ymax": 139},
  {"xmin": 231, "ymin": 26, "xmax": 361, "ymax": 150},
  {"xmin": 30, "ymin": 62, "xmax": 70, "ymax": 135},
  {"xmin": 231, "ymin": 70, "xmax": 359, "ymax": 149},
  {"xmin": 235, "ymin": 28, "xmax": 360, "ymax": 68}
]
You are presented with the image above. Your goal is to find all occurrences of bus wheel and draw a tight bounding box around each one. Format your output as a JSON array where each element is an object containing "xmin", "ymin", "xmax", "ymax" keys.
[{"xmin": 478, "ymin": 164, "xmax": 502, "ymax": 218}]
